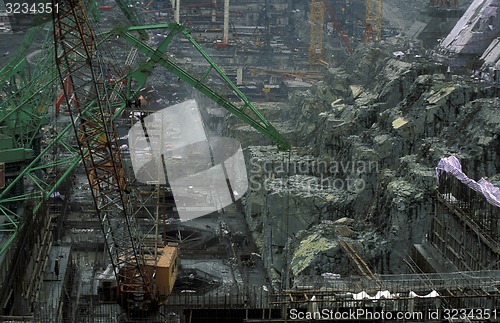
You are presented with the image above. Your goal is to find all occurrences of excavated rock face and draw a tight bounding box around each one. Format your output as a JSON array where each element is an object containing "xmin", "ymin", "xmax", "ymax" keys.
[{"xmin": 232, "ymin": 44, "xmax": 500, "ymax": 287}]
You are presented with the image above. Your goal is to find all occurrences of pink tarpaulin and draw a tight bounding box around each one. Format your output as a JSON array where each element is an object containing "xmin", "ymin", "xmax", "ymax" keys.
[{"xmin": 436, "ymin": 156, "xmax": 500, "ymax": 208}]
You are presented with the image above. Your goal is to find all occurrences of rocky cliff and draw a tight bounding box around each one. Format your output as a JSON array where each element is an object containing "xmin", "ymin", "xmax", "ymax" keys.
[{"xmin": 230, "ymin": 43, "xmax": 499, "ymax": 289}]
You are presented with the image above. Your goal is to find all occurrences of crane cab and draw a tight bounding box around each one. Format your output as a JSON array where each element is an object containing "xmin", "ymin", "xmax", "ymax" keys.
[
  {"xmin": 146, "ymin": 244, "xmax": 179, "ymax": 299},
  {"xmin": 97, "ymin": 244, "xmax": 179, "ymax": 305}
]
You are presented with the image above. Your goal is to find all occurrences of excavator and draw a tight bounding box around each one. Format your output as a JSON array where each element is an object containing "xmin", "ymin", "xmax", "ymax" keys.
[{"xmin": 51, "ymin": 0, "xmax": 288, "ymax": 315}]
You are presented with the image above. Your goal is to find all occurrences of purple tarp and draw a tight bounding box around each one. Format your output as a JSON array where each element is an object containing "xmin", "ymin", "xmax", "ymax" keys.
[{"xmin": 436, "ymin": 156, "xmax": 500, "ymax": 208}]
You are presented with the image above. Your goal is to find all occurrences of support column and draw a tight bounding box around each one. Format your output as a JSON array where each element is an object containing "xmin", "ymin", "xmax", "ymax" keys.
[{"xmin": 236, "ymin": 67, "xmax": 243, "ymax": 85}]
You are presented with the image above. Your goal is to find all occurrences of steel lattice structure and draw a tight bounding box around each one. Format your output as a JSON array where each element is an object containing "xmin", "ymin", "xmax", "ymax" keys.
[{"xmin": 1, "ymin": 0, "xmax": 289, "ymax": 314}]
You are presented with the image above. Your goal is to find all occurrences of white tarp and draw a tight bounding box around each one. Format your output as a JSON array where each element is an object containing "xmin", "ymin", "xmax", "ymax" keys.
[{"xmin": 350, "ymin": 290, "xmax": 439, "ymax": 300}]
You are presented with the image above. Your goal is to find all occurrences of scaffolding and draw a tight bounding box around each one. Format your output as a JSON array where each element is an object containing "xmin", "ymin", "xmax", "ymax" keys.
[
  {"xmin": 364, "ymin": 0, "xmax": 382, "ymax": 42},
  {"xmin": 423, "ymin": 171, "xmax": 500, "ymax": 272},
  {"xmin": 17, "ymin": 269, "xmax": 498, "ymax": 322},
  {"xmin": 308, "ymin": 0, "xmax": 325, "ymax": 64}
]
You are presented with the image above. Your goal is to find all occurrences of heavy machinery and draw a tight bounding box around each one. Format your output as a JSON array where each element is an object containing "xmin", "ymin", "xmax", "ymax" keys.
[
  {"xmin": 323, "ymin": 0, "xmax": 353, "ymax": 55},
  {"xmin": 308, "ymin": 0, "xmax": 353, "ymax": 65},
  {"xmin": 0, "ymin": 0, "xmax": 287, "ymax": 314},
  {"xmin": 49, "ymin": 0, "xmax": 288, "ymax": 315},
  {"xmin": 52, "ymin": 0, "xmax": 171, "ymax": 311}
]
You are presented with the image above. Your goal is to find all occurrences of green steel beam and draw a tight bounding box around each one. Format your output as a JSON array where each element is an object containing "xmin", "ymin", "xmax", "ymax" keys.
[
  {"xmin": 114, "ymin": 0, "xmax": 149, "ymax": 40},
  {"xmin": 107, "ymin": 23, "xmax": 290, "ymax": 149},
  {"xmin": 0, "ymin": 25, "xmax": 44, "ymax": 85},
  {"xmin": 0, "ymin": 0, "xmax": 104, "ymax": 254},
  {"xmin": 0, "ymin": 19, "xmax": 290, "ymax": 255},
  {"xmin": 0, "ymin": 28, "xmax": 57, "ymax": 150}
]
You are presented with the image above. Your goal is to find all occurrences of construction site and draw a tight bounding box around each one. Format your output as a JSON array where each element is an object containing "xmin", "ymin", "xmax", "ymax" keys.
[{"xmin": 0, "ymin": 0, "xmax": 499, "ymax": 322}]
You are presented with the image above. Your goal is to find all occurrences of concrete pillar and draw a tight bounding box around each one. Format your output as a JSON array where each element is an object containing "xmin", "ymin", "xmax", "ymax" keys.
[
  {"xmin": 212, "ymin": 0, "xmax": 217, "ymax": 22},
  {"xmin": 223, "ymin": 0, "xmax": 229, "ymax": 44},
  {"xmin": 175, "ymin": 0, "xmax": 180, "ymax": 23}
]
